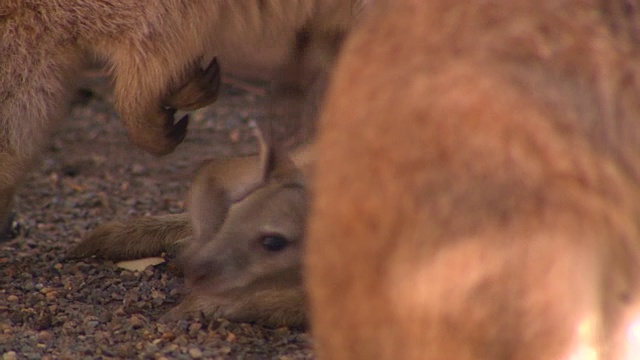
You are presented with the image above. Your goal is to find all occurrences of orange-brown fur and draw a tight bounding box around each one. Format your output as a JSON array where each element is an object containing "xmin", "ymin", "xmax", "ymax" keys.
[
  {"xmin": 0, "ymin": 0, "xmax": 365, "ymax": 238},
  {"xmin": 307, "ymin": 0, "xmax": 640, "ymax": 359}
]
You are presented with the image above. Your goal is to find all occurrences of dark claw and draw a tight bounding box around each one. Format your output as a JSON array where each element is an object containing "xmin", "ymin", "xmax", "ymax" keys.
[
  {"xmin": 167, "ymin": 114, "xmax": 189, "ymax": 144},
  {"xmin": 0, "ymin": 212, "xmax": 20, "ymax": 242},
  {"xmin": 203, "ymin": 57, "xmax": 220, "ymax": 86}
]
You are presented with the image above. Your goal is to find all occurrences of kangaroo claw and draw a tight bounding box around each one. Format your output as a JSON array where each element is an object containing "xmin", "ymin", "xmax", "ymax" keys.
[{"xmin": 167, "ymin": 113, "xmax": 189, "ymax": 145}]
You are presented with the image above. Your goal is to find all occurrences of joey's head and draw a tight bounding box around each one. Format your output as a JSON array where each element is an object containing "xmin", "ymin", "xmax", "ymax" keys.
[{"xmin": 176, "ymin": 139, "xmax": 308, "ymax": 327}]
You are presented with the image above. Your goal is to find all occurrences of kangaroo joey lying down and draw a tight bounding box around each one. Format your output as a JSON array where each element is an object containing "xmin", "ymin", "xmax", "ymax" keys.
[{"xmin": 69, "ymin": 137, "xmax": 312, "ymax": 328}]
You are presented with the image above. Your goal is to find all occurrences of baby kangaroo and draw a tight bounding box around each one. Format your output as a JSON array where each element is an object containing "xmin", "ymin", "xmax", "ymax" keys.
[
  {"xmin": 0, "ymin": 0, "xmax": 365, "ymax": 239},
  {"xmin": 308, "ymin": 0, "xmax": 640, "ymax": 359},
  {"xmin": 70, "ymin": 136, "xmax": 312, "ymax": 328}
]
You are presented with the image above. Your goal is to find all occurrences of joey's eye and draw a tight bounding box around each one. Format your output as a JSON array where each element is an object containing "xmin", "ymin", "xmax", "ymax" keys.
[{"xmin": 260, "ymin": 235, "xmax": 290, "ymax": 252}]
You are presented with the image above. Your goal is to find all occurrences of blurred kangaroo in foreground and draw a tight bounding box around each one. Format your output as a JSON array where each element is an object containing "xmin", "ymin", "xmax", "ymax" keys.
[
  {"xmin": 307, "ymin": 0, "xmax": 640, "ymax": 359},
  {"xmin": 0, "ymin": 0, "xmax": 367, "ymax": 239},
  {"xmin": 70, "ymin": 134, "xmax": 312, "ymax": 327}
]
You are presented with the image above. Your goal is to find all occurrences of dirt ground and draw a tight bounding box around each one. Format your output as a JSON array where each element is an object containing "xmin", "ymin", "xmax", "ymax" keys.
[{"xmin": 0, "ymin": 71, "xmax": 314, "ymax": 359}]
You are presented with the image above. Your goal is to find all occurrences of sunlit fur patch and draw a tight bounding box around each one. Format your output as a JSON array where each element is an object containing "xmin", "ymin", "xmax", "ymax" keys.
[
  {"xmin": 388, "ymin": 231, "xmax": 603, "ymax": 359},
  {"xmin": 388, "ymin": 238, "xmax": 505, "ymax": 320},
  {"xmin": 564, "ymin": 310, "xmax": 640, "ymax": 360},
  {"xmin": 564, "ymin": 315, "xmax": 599, "ymax": 360},
  {"xmin": 621, "ymin": 314, "xmax": 640, "ymax": 360}
]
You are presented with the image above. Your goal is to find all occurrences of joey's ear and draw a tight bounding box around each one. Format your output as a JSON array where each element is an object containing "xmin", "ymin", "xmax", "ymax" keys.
[
  {"xmin": 187, "ymin": 127, "xmax": 304, "ymax": 239},
  {"xmin": 187, "ymin": 131, "xmax": 272, "ymax": 239},
  {"xmin": 188, "ymin": 172, "xmax": 230, "ymax": 241},
  {"xmin": 254, "ymin": 126, "xmax": 300, "ymax": 183}
]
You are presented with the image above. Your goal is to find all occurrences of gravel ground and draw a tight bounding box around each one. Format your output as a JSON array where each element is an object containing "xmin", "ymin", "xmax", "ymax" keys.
[{"xmin": 0, "ymin": 71, "xmax": 314, "ymax": 359}]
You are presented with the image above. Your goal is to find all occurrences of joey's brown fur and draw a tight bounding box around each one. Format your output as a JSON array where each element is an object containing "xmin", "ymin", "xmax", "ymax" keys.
[
  {"xmin": 0, "ymin": 0, "xmax": 366, "ymax": 239},
  {"xmin": 308, "ymin": 0, "xmax": 640, "ymax": 359},
  {"xmin": 70, "ymin": 142, "xmax": 313, "ymax": 327}
]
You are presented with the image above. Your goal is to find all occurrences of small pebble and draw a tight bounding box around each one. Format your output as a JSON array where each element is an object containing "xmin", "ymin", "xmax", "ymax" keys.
[
  {"xmin": 129, "ymin": 314, "xmax": 146, "ymax": 329},
  {"xmin": 130, "ymin": 164, "xmax": 147, "ymax": 175},
  {"xmin": 188, "ymin": 347, "xmax": 203, "ymax": 359},
  {"xmin": 188, "ymin": 322, "xmax": 202, "ymax": 332},
  {"xmin": 38, "ymin": 331, "xmax": 54, "ymax": 341},
  {"xmin": 226, "ymin": 332, "xmax": 237, "ymax": 343},
  {"xmin": 2, "ymin": 352, "xmax": 17, "ymax": 360},
  {"xmin": 45, "ymin": 291, "xmax": 58, "ymax": 301},
  {"xmin": 161, "ymin": 331, "xmax": 176, "ymax": 341},
  {"xmin": 86, "ymin": 320, "xmax": 99, "ymax": 328}
]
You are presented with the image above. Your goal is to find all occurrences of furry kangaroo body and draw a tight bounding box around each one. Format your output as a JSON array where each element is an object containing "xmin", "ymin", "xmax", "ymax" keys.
[
  {"xmin": 70, "ymin": 142, "xmax": 312, "ymax": 327},
  {"xmin": 0, "ymin": 0, "xmax": 365, "ymax": 239},
  {"xmin": 308, "ymin": 0, "xmax": 640, "ymax": 359}
]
